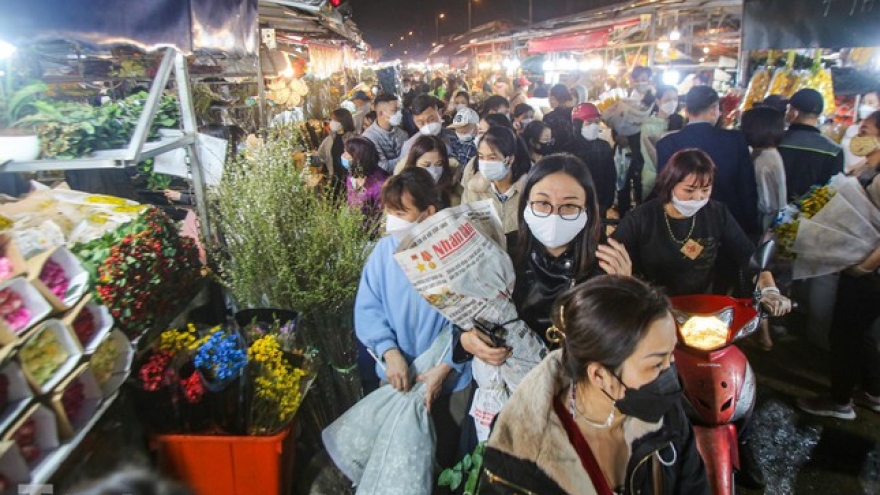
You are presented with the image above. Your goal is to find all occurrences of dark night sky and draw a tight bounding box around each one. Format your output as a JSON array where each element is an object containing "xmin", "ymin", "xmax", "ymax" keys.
[{"xmin": 348, "ymin": 0, "xmax": 586, "ymax": 56}]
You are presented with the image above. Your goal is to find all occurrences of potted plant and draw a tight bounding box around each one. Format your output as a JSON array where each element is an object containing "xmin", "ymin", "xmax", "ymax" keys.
[
  {"xmin": 0, "ymin": 77, "xmax": 49, "ymax": 162},
  {"xmin": 213, "ymin": 123, "xmax": 378, "ymax": 447}
]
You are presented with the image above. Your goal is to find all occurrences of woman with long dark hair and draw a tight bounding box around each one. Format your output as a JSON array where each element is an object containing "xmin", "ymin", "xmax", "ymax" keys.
[
  {"xmin": 317, "ymin": 108, "xmax": 357, "ymax": 180},
  {"xmin": 402, "ymin": 135, "xmax": 463, "ymax": 207},
  {"xmin": 460, "ymin": 154, "xmax": 632, "ymax": 362},
  {"xmin": 343, "ymin": 136, "xmax": 390, "ymax": 220},
  {"xmin": 522, "ymin": 121, "xmax": 554, "ymax": 164}
]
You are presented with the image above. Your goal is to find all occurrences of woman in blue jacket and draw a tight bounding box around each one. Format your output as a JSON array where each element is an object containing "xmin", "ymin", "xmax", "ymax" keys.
[{"xmin": 354, "ymin": 167, "xmax": 472, "ymax": 470}]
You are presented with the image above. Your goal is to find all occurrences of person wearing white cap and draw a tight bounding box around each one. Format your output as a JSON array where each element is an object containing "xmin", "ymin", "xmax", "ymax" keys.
[{"xmin": 448, "ymin": 106, "xmax": 480, "ymax": 167}]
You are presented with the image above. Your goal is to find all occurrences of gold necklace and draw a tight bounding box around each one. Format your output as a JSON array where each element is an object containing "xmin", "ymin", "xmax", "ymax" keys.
[{"xmin": 663, "ymin": 208, "xmax": 695, "ymax": 244}]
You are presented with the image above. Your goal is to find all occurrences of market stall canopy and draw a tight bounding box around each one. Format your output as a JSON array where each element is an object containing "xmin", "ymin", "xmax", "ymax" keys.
[
  {"xmin": 743, "ymin": 0, "xmax": 880, "ymax": 50},
  {"xmin": 259, "ymin": 0, "xmax": 365, "ymax": 50},
  {"xmin": 0, "ymin": 0, "xmax": 259, "ymax": 56},
  {"xmin": 527, "ymin": 30, "xmax": 610, "ymax": 54}
]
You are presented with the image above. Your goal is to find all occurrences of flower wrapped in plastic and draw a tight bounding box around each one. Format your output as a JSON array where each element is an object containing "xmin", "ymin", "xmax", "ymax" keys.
[
  {"xmin": 774, "ymin": 174, "xmax": 880, "ymax": 279},
  {"xmin": 392, "ymin": 200, "xmax": 547, "ymax": 441}
]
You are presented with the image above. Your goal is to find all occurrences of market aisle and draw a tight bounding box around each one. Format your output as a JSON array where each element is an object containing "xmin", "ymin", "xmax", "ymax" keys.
[{"xmin": 741, "ymin": 329, "xmax": 880, "ymax": 495}]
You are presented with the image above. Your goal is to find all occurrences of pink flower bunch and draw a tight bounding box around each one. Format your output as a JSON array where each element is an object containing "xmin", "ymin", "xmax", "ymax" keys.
[
  {"xmin": 72, "ymin": 310, "xmax": 96, "ymax": 345},
  {"xmin": 0, "ymin": 289, "xmax": 31, "ymax": 332},
  {"xmin": 62, "ymin": 380, "xmax": 85, "ymax": 422},
  {"xmin": 0, "ymin": 257, "xmax": 14, "ymax": 281},
  {"xmin": 40, "ymin": 259, "xmax": 69, "ymax": 300},
  {"xmin": 12, "ymin": 419, "xmax": 40, "ymax": 464}
]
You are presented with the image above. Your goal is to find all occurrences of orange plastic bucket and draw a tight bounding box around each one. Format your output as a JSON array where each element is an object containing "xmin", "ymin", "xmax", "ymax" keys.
[{"xmin": 154, "ymin": 425, "xmax": 296, "ymax": 495}]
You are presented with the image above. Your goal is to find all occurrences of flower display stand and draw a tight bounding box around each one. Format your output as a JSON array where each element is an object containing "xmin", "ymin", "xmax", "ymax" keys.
[{"xmin": 154, "ymin": 423, "xmax": 296, "ymax": 495}]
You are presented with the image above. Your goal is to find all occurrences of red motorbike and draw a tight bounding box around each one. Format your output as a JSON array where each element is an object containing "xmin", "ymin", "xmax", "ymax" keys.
[{"xmin": 670, "ymin": 242, "xmax": 779, "ymax": 495}]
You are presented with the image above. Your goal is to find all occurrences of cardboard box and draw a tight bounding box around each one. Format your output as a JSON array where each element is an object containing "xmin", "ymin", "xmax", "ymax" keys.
[
  {"xmin": 19, "ymin": 320, "xmax": 82, "ymax": 396},
  {"xmin": 0, "ymin": 362, "xmax": 32, "ymax": 438},
  {"xmin": 61, "ymin": 296, "xmax": 113, "ymax": 355},
  {"xmin": 26, "ymin": 247, "xmax": 88, "ymax": 313},
  {"xmin": 47, "ymin": 365, "xmax": 102, "ymax": 440},
  {"xmin": 91, "ymin": 330, "xmax": 132, "ymax": 399},
  {"xmin": 0, "ymin": 278, "xmax": 52, "ymax": 343},
  {"xmin": 2, "ymin": 404, "xmax": 58, "ymax": 471}
]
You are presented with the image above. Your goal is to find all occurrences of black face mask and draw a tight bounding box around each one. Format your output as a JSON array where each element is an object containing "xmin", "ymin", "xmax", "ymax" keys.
[
  {"xmin": 537, "ymin": 143, "xmax": 556, "ymax": 155},
  {"xmin": 605, "ymin": 364, "xmax": 682, "ymax": 423}
]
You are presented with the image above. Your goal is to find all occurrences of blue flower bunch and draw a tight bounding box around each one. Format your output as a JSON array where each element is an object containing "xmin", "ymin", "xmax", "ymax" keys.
[{"xmin": 194, "ymin": 331, "xmax": 247, "ymax": 381}]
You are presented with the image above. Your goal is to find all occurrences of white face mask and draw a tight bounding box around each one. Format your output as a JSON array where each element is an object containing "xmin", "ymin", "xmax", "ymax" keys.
[
  {"xmin": 455, "ymin": 103, "xmax": 468, "ymax": 111},
  {"xmin": 329, "ymin": 121, "xmax": 343, "ymax": 133},
  {"xmin": 523, "ymin": 207, "xmax": 588, "ymax": 249},
  {"xmin": 456, "ymin": 132, "xmax": 475, "ymax": 142},
  {"xmin": 581, "ymin": 123, "xmax": 601, "ymax": 141},
  {"xmin": 660, "ymin": 100, "xmax": 679, "ymax": 116},
  {"xmin": 420, "ymin": 122, "xmax": 442, "ymax": 136},
  {"xmin": 634, "ymin": 82, "xmax": 651, "ymax": 94},
  {"xmin": 671, "ymin": 192, "xmax": 710, "ymax": 218},
  {"xmin": 520, "ymin": 118, "xmax": 534, "ymax": 127},
  {"xmin": 389, "ymin": 110, "xmax": 403, "ymax": 127},
  {"xmin": 385, "ymin": 213, "xmax": 418, "ymax": 241},
  {"xmin": 480, "ymin": 159, "xmax": 510, "ymax": 182},
  {"xmin": 423, "ymin": 165, "xmax": 444, "ymax": 183},
  {"xmin": 859, "ymin": 105, "xmax": 878, "ymax": 121}
]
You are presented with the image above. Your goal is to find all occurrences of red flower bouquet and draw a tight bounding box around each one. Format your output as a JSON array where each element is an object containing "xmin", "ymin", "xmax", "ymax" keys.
[{"xmin": 73, "ymin": 207, "xmax": 202, "ymax": 339}]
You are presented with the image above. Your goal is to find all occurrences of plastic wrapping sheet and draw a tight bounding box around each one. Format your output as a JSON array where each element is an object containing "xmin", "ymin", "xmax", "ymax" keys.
[{"xmin": 0, "ymin": 0, "xmax": 258, "ymax": 55}]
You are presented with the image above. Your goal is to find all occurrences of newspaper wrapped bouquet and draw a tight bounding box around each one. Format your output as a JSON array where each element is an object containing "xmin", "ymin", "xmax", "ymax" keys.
[
  {"xmin": 393, "ymin": 200, "xmax": 547, "ymax": 441},
  {"xmin": 774, "ymin": 174, "xmax": 880, "ymax": 279}
]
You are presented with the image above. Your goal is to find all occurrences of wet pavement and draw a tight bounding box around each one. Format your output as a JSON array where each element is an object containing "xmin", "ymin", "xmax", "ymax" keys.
[{"xmin": 741, "ymin": 327, "xmax": 880, "ymax": 495}]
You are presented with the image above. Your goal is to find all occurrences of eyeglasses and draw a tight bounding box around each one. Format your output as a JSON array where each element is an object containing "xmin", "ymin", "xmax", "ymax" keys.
[{"xmin": 528, "ymin": 201, "xmax": 585, "ymax": 221}]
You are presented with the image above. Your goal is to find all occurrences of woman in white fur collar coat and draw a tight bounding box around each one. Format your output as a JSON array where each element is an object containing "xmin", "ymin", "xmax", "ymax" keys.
[{"xmin": 479, "ymin": 276, "xmax": 709, "ymax": 495}]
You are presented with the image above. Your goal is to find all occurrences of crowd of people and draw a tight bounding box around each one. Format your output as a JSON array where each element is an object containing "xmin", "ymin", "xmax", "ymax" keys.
[{"xmin": 311, "ymin": 67, "xmax": 880, "ymax": 494}]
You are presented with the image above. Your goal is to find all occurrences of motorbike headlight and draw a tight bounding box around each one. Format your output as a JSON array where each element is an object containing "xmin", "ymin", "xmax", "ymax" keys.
[{"xmin": 676, "ymin": 308, "xmax": 734, "ymax": 351}]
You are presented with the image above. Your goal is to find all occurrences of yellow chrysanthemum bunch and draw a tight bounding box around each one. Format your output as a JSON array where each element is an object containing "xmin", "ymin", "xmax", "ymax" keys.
[
  {"xmin": 248, "ymin": 335, "xmax": 308, "ymax": 432},
  {"xmin": 159, "ymin": 324, "xmax": 223, "ymax": 353}
]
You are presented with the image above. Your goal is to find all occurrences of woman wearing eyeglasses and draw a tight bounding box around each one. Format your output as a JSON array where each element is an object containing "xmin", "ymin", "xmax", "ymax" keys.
[{"xmin": 460, "ymin": 154, "xmax": 632, "ymax": 364}]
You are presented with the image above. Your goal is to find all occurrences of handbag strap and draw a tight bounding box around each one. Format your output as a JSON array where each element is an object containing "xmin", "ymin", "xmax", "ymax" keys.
[{"xmin": 553, "ymin": 398, "xmax": 616, "ymax": 495}]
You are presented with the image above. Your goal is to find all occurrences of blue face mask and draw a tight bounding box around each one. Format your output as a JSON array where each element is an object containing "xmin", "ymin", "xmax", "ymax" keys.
[{"xmin": 341, "ymin": 157, "xmax": 352, "ymax": 170}]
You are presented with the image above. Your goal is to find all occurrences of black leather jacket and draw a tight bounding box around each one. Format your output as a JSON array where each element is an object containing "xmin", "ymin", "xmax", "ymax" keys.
[{"xmin": 512, "ymin": 245, "xmax": 601, "ymax": 344}]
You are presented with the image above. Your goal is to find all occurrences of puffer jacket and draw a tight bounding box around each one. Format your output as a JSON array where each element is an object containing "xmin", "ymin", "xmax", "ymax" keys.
[
  {"xmin": 480, "ymin": 351, "xmax": 710, "ymax": 495},
  {"xmin": 460, "ymin": 161, "xmax": 525, "ymax": 235}
]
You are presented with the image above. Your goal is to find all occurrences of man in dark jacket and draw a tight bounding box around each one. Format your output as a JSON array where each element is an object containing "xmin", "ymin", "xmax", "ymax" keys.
[
  {"xmin": 779, "ymin": 88, "xmax": 844, "ymax": 200},
  {"xmin": 565, "ymin": 102, "xmax": 616, "ymax": 219},
  {"xmin": 657, "ymin": 85, "xmax": 760, "ymax": 235},
  {"xmin": 542, "ymin": 84, "xmax": 575, "ymax": 150}
]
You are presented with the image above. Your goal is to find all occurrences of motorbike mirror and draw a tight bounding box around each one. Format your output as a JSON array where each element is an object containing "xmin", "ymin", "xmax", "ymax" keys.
[{"xmin": 751, "ymin": 239, "xmax": 777, "ymax": 272}]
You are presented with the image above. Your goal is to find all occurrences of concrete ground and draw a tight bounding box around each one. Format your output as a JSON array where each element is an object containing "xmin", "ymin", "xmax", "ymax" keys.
[{"xmin": 739, "ymin": 328, "xmax": 880, "ymax": 495}]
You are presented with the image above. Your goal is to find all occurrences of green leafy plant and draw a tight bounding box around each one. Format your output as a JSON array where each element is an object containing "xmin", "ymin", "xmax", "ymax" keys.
[
  {"xmin": 0, "ymin": 78, "xmax": 50, "ymax": 131},
  {"xmin": 439, "ymin": 443, "xmax": 486, "ymax": 495},
  {"xmin": 18, "ymin": 91, "xmax": 180, "ymax": 158},
  {"xmin": 212, "ymin": 123, "xmax": 378, "ymax": 443}
]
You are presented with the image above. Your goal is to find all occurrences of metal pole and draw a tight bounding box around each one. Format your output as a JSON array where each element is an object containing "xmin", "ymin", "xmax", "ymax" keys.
[
  {"xmin": 647, "ymin": 13, "xmax": 656, "ymax": 67},
  {"xmin": 126, "ymin": 48, "xmax": 176, "ymax": 161},
  {"xmin": 436, "ymin": 16, "xmax": 440, "ymax": 44},
  {"xmin": 529, "ymin": 0, "xmax": 533, "ymax": 26},
  {"xmin": 173, "ymin": 51, "xmax": 213, "ymax": 241}
]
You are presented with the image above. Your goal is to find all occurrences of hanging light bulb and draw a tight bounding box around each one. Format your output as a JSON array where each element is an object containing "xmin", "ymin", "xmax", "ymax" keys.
[{"xmin": 669, "ymin": 29, "xmax": 681, "ymax": 41}]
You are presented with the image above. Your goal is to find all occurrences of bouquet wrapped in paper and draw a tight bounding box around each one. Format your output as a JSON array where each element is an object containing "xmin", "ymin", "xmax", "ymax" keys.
[
  {"xmin": 393, "ymin": 200, "xmax": 547, "ymax": 441},
  {"xmin": 774, "ymin": 174, "xmax": 880, "ymax": 279},
  {"xmin": 600, "ymin": 98, "xmax": 651, "ymax": 137}
]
